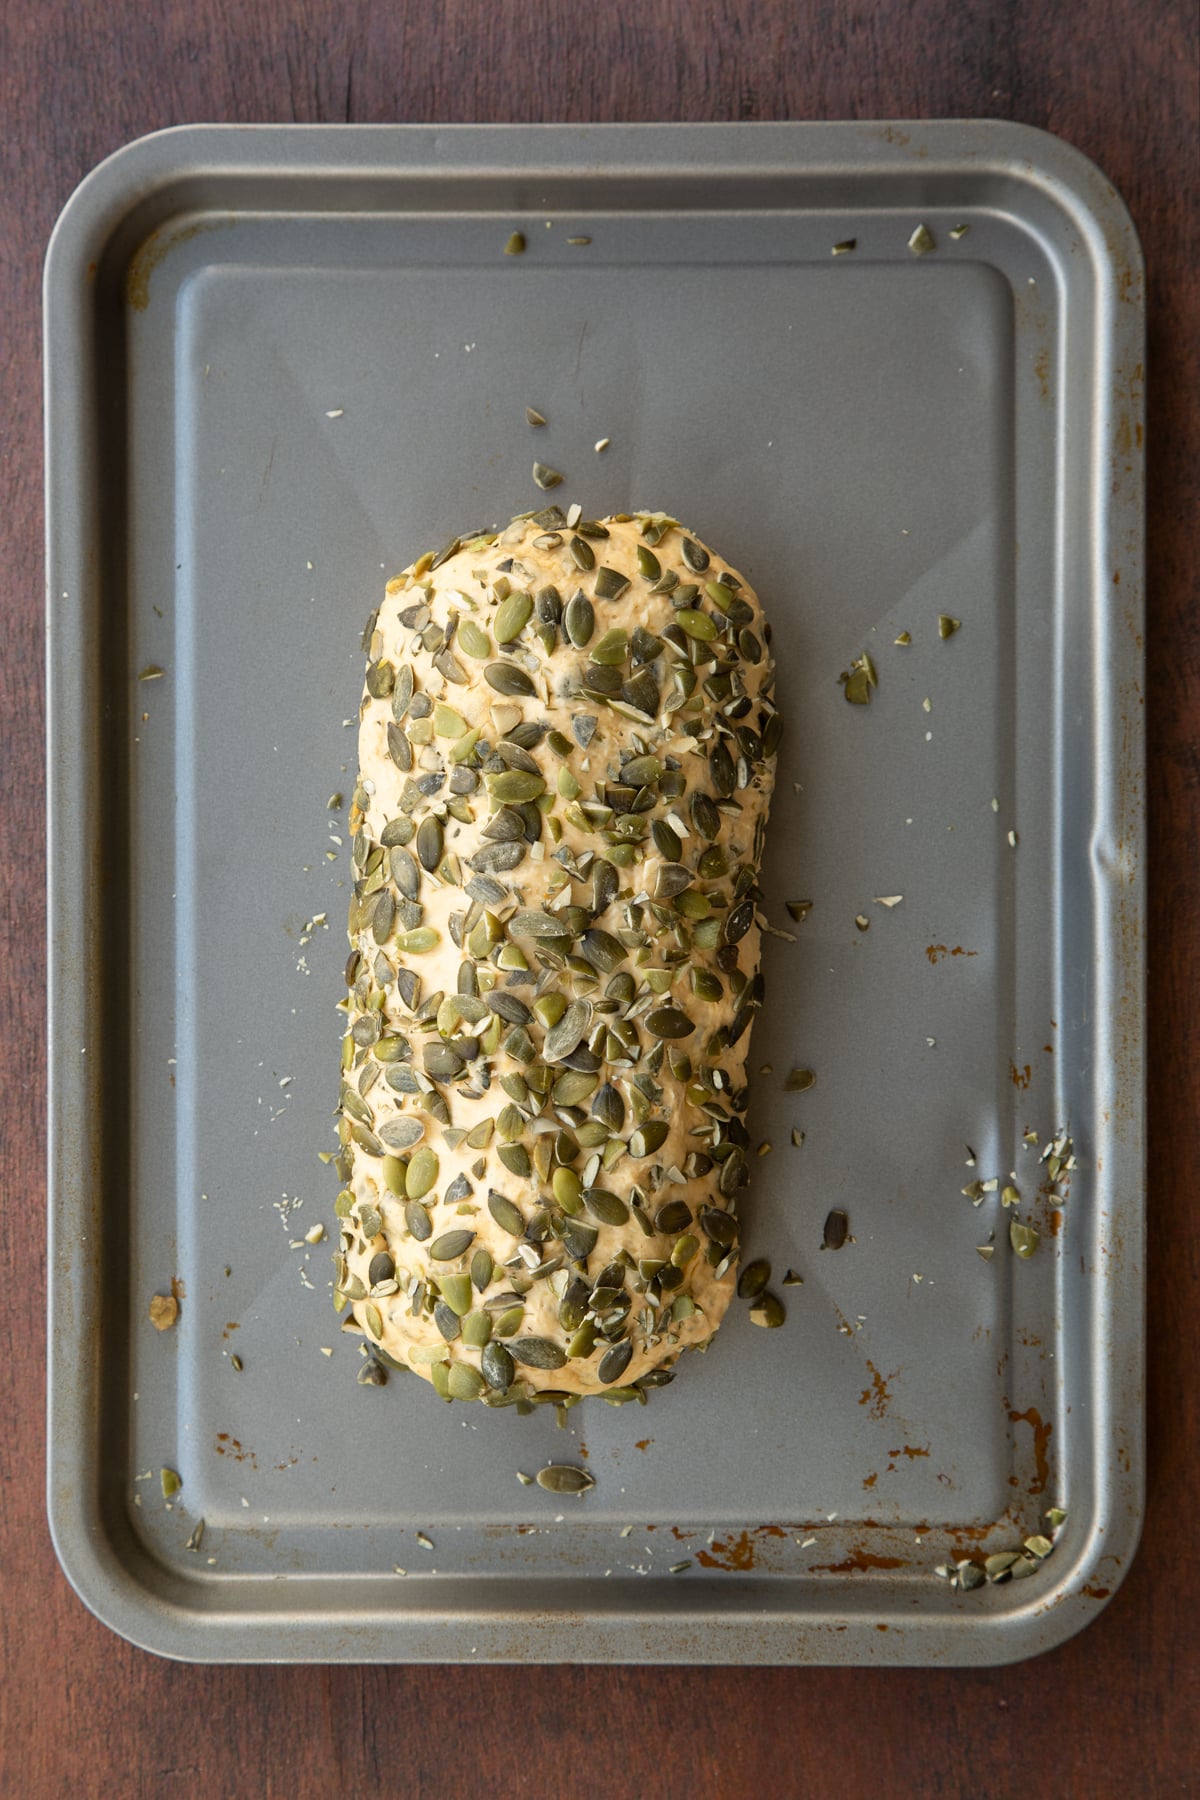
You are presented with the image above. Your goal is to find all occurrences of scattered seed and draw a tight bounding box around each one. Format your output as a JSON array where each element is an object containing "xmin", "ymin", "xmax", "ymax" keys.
[
  {"xmin": 908, "ymin": 223, "xmax": 936, "ymax": 255},
  {"xmin": 161, "ymin": 1468, "xmax": 182, "ymax": 1499},
  {"xmin": 785, "ymin": 1068, "xmax": 816, "ymax": 1092},
  {"xmin": 832, "ymin": 238, "xmax": 856, "ymax": 255},
  {"xmin": 525, "ymin": 406, "xmax": 547, "ymax": 427},
  {"xmin": 532, "ymin": 462, "xmax": 563, "ymax": 490},
  {"xmin": 536, "ymin": 1465, "xmax": 595, "ymax": 1495},
  {"xmin": 505, "ymin": 232, "xmax": 526, "ymax": 256},
  {"xmin": 594, "ymin": 437, "xmax": 610, "ymax": 453},
  {"xmin": 149, "ymin": 1294, "xmax": 178, "ymax": 1331},
  {"xmin": 855, "ymin": 914, "xmax": 870, "ymax": 932},
  {"xmin": 567, "ymin": 236, "xmax": 592, "ymax": 246},
  {"xmin": 938, "ymin": 614, "xmax": 961, "ymax": 639},
  {"xmin": 822, "ymin": 1209, "xmax": 849, "ymax": 1251},
  {"xmin": 1010, "ymin": 1219, "xmax": 1039, "ymax": 1258},
  {"xmin": 950, "ymin": 223, "xmax": 970, "ymax": 240}
]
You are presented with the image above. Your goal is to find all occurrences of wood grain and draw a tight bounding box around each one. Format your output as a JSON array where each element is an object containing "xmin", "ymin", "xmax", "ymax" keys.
[{"xmin": 3, "ymin": 1, "xmax": 1197, "ymax": 1794}]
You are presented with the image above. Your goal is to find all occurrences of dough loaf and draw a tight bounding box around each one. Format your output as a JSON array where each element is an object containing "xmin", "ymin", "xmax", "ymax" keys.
[{"xmin": 335, "ymin": 506, "xmax": 779, "ymax": 1406}]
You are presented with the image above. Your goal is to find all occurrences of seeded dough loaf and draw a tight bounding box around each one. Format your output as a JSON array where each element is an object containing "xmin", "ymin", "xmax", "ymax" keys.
[{"xmin": 335, "ymin": 506, "xmax": 779, "ymax": 1405}]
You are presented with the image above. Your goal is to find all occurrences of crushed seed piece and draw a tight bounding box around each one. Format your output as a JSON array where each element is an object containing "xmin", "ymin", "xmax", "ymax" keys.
[
  {"xmin": 785, "ymin": 1068, "xmax": 816, "ymax": 1092},
  {"xmin": 525, "ymin": 406, "xmax": 547, "ymax": 427},
  {"xmin": 791, "ymin": 1129, "xmax": 805, "ymax": 1148},
  {"xmin": 504, "ymin": 232, "xmax": 526, "ymax": 255},
  {"xmin": 831, "ymin": 239, "xmax": 857, "ymax": 255},
  {"xmin": 161, "ymin": 1468, "xmax": 182, "ymax": 1499},
  {"xmin": 137, "ymin": 665, "xmax": 165, "ymax": 681},
  {"xmin": 938, "ymin": 614, "xmax": 961, "ymax": 639},
  {"xmin": 894, "ymin": 631, "xmax": 911, "ymax": 646},
  {"xmin": 908, "ymin": 223, "xmax": 936, "ymax": 255},
  {"xmin": 950, "ymin": 223, "xmax": 970, "ymax": 240},
  {"xmin": 148, "ymin": 1293, "xmax": 178, "ymax": 1331},
  {"xmin": 594, "ymin": 437, "xmax": 611, "ymax": 452}
]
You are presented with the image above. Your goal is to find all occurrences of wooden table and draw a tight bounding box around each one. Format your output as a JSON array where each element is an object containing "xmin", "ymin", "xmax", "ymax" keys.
[{"xmin": 5, "ymin": 2, "xmax": 1196, "ymax": 1793}]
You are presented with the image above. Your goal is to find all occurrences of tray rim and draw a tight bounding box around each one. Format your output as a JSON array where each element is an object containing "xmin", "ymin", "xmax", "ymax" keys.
[{"xmin": 45, "ymin": 117, "xmax": 1145, "ymax": 1666}]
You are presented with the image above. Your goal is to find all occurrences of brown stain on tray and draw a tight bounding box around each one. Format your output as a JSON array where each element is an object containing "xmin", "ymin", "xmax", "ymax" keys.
[
  {"xmin": 810, "ymin": 1553, "xmax": 907, "ymax": 1574},
  {"xmin": 125, "ymin": 219, "xmax": 213, "ymax": 311},
  {"xmin": 858, "ymin": 1361, "xmax": 899, "ymax": 1420},
  {"xmin": 924, "ymin": 944, "xmax": 978, "ymax": 962},
  {"xmin": 1008, "ymin": 1406, "xmax": 1053, "ymax": 1495}
]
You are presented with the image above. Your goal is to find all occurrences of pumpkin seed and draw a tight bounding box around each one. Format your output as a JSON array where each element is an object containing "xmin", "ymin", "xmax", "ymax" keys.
[
  {"xmin": 564, "ymin": 593, "xmax": 595, "ymax": 646},
  {"xmin": 532, "ymin": 462, "xmax": 563, "ymax": 489},
  {"xmin": 536, "ymin": 1464, "xmax": 595, "ymax": 1495},
  {"xmin": 494, "ymin": 591, "xmax": 534, "ymax": 642},
  {"xmin": 646, "ymin": 1006, "xmax": 694, "ymax": 1040},
  {"xmin": 439, "ymin": 1274, "xmax": 473, "ymax": 1316},
  {"xmin": 938, "ymin": 614, "xmax": 962, "ymax": 639},
  {"xmin": 627, "ymin": 1119, "xmax": 668, "ymax": 1159},
  {"xmin": 510, "ymin": 1337, "xmax": 568, "ymax": 1370},
  {"xmin": 405, "ymin": 1146, "xmax": 439, "ymax": 1198},
  {"xmin": 908, "ymin": 222, "xmax": 936, "ymax": 255},
  {"xmin": 398, "ymin": 927, "xmax": 439, "ymax": 954},
  {"xmin": 594, "ymin": 566, "xmax": 630, "ymax": 601},
  {"xmin": 583, "ymin": 1187, "xmax": 629, "ymax": 1227},
  {"xmin": 481, "ymin": 1342, "xmax": 515, "ymax": 1392},
  {"xmin": 525, "ymin": 405, "xmax": 546, "ymax": 426},
  {"xmin": 430, "ymin": 1229, "xmax": 475, "ymax": 1261},
  {"xmin": 598, "ymin": 1340, "xmax": 633, "ymax": 1384},
  {"xmin": 737, "ymin": 1258, "xmax": 771, "ymax": 1299},
  {"xmin": 544, "ymin": 998, "xmax": 594, "ymax": 1063},
  {"xmin": 749, "ymin": 1292, "xmax": 786, "ymax": 1328},
  {"xmin": 485, "ymin": 661, "xmax": 536, "ymax": 697},
  {"xmin": 447, "ymin": 1361, "xmax": 486, "ymax": 1400},
  {"xmin": 486, "ymin": 769, "xmax": 546, "ymax": 803},
  {"xmin": 415, "ymin": 815, "xmax": 443, "ymax": 871},
  {"xmin": 1010, "ymin": 1219, "xmax": 1039, "ymax": 1258},
  {"xmin": 681, "ymin": 537, "xmax": 709, "ymax": 572},
  {"xmin": 404, "ymin": 1199, "xmax": 432, "ymax": 1240},
  {"xmin": 822, "ymin": 1209, "xmax": 849, "ymax": 1250}
]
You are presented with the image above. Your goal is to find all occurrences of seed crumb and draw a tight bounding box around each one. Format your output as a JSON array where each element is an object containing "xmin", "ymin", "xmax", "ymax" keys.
[
  {"xmin": 594, "ymin": 437, "xmax": 611, "ymax": 453},
  {"xmin": 148, "ymin": 1293, "xmax": 178, "ymax": 1331}
]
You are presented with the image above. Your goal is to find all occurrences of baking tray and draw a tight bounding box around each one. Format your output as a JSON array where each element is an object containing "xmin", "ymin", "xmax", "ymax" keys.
[{"xmin": 45, "ymin": 121, "xmax": 1145, "ymax": 1664}]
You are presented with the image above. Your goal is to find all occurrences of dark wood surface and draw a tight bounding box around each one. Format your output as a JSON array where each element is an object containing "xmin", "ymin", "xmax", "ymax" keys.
[{"xmin": 4, "ymin": 2, "xmax": 1197, "ymax": 1794}]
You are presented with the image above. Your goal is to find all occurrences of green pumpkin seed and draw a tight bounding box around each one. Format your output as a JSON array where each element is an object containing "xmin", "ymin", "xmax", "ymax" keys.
[
  {"xmin": 675, "ymin": 608, "xmax": 717, "ymax": 641},
  {"xmin": 749, "ymin": 1292, "xmax": 786, "ymax": 1328},
  {"xmin": 785, "ymin": 1068, "xmax": 816, "ymax": 1092},
  {"xmin": 398, "ymin": 927, "xmax": 439, "ymax": 954},
  {"xmin": 681, "ymin": 537, "xmax": 709, "ymax": 572},
  {"xmin": 646, "ymin": 1006, "xmax": 694, "ymax": 1040},
  {"xmin": 488, "ymin": 1191, "xmax": 526, "ymax": 1235},
  {"xmin": 481, "ymin": 1341, "xmax": 516, "ymax": 1392},
  {"xmin": 458, "ymin": 619, "xmax": 491, "ymax": 659},
  {"xmin": 594, "ymin": 566, "xmax": 630, "ymax": 601},
  {"xmin": 536, "ymin": 1464, "xmax": 595, "ymax": 1495},
  {"xmin": 404, "ymin": 1199, "xmax": 432, "ymax": 1240},
  {"xmin": 533, "ymin": 462, "xmax": 563, "ymax": 490},
  {"xmin": 486, "ymin": 770, "xmax": 546, "ymax": 803},
  {"xmin": 598, "ymin": 1340, "xmax": 633, "ymax": 1384},
  {"xmin": 510, "ymin": 1337, "xmax": 568, "ymax": 1370},
  {"xmin": 590, "ymin": 627, "xmax": 629, "ymax": 665},
  {"xmin": 570, "ymin": 536, "xmax": 596, "ymax": 571},
  {"xmin": 636, "ymin": 545, "xmax": 661, "ymax": 581},
  {"xmin": 462, "ymin": 1309, "xmax": 493, "ymax": 1348},
  {"xmin": 737, "ymin": 1258, "xmax": 771, "ymax": 1299},
  {"xmin": 363, "ymin": 1302, "xmax": 384, "ymax": 1340},
  {"xmin": 485, "ymin": 661, "xmax": 537, "ymax": 697},
  {"xmin": 438, "ymin": 1273, "xmax": 474, "ymax": 1315},
  {"xmin": 583, "ymin": 1187, "xmax": 629, "ymax": 1227},
  {"xmin": 430, "ymin": 1229, "xmax": 475, "ymax": 1261},
  {"xmin": 629, "ymin": 1119, "xmax": 669, "ymax": 1158},
  {"xmin": 447, "ymin": 1361, "xmax": 485, "ymax": 1400},
  {"xmin": 494, "ymin": 591, "xmax": 534, "ymax": 643},
  {"xmin": 564, "ymin": 593, "xmax": 595, "ymax": 646},
  {"xmin": 1010, "ymin": 1219, "xmax": 1039, "ymax": 1258},
  {"xmin": 405, "ymin": 1146, "xmax": 439, "ymax": 1198},
  {"xmin": 822, "ymin": 1209, "xmax": 849, "ymax": 1250}
]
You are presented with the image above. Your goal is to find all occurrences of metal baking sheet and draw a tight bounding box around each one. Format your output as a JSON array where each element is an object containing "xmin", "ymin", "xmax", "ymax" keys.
[{"xmin": 45, "ymin": 121, "xmax": 1145, "ymax": 1664}]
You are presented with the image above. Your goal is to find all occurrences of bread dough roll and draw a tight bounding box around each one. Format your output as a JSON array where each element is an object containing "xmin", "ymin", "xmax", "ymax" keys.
[{"xmin": 335, "ymin": 507, "xmax": 779, "ymax": 1406}]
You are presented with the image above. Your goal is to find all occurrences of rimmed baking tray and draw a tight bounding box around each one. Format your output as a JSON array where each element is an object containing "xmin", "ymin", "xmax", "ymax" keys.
[{"xmin": 45, "ymin": 121, "xmax": 1144, "ymax": 1664}]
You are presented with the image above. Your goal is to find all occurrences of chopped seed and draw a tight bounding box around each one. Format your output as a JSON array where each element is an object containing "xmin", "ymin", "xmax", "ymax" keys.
[
  {"xmin": 938, "ymin": 614, "xmax": 961, "ymax": 639},
  {"xmin": 832, "ymin": 238, "xmax": 856, "ymax": 255},
  {"xmin": 908, "ymin": 223, "xmax": 936, "ymax": 255},
  {"xmin": 594, "ymin": 437, "xmax": 610, "ymax": 453},
  {"xmin": 532, "ymin": 462, "xmax": 563, "ymax": 490},
  {"xmin": 505, "ymin": 232, "xmax": 526, "ymax": 255},
  {"xmin": 525, "ymin": 406, "xmax": 547, "ymax": 427},
  {"xmin": 785, "ymin": 1068, "xmax": 816, "ymax": 1092}
]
